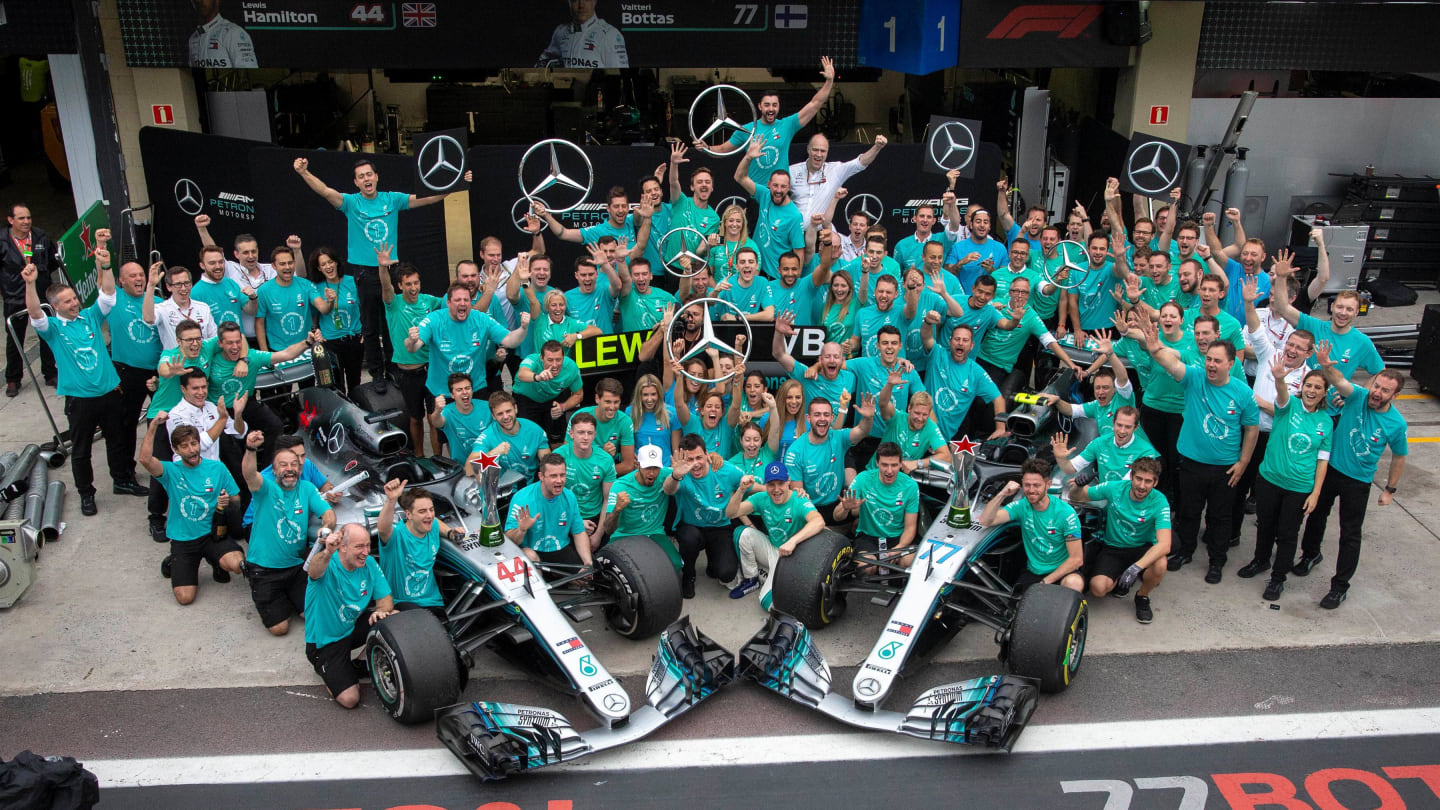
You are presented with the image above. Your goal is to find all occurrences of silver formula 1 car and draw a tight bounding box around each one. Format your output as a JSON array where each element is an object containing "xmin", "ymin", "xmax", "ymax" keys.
[
  {"xmin": 291, "ymin": 385, "xmax": 733, "ymax": 779},
  {"xmin": 740, "ymin": 368, "xmax": 1100, "ymax": 751}
]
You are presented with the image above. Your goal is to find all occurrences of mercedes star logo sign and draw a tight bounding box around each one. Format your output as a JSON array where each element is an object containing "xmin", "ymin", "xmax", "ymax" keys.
[
  {"xmin": 715, "ymin": 195, "xmax": 749, "ymax": 218},
  {"xmin": 666, "ymin": 297, "xmax": 752, "ymax": 385},
  {"xmin": 1126, "ymin": 141, "xmax": 1182, "ymax": 195},
  {"xmin": 417, "ymin": 134, "xmax": 466, "ymax": 192},
  {"xmin": 845, "ymin": 193, "xmax": 884, "ymax": 226},
  {"xmin": 928, "ymin": 121, "xmax": 977, "ymax": 172},
  {"xmin": 658, "ymin": 227, "xmax": 710, "ymax": 278},
  {"xmin": 1046, "ymin": 240, "xmax": 1092, "ymax": 290},
  {"xmin": 174, "ymin": 178, "xmax": 204, "ymax": 217},
  {"xmin": 510, "ymin": 197, "xmax": 537, "ymax": 233},
  {"xmin": 517, "ymin": 138, "xmax": 594, "ymax": 214},
  {"xmin": 688, "ymin": 84, "xmax": 758, "ymax": 158},
  {"xmin": 602, "ymin": 693, "xmax": 628, "ymax": 713},
  {"xmin": 856, "ymin": 678, "xmax": 880, "ymax": 697}
]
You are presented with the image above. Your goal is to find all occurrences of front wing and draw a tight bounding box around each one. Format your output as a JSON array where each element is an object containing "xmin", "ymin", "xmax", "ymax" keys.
[
  {"xmin": 739, "ymin": 612, "xmax": 1036, "ymax": 751},
  {"xmin": 436, "ymin": 616, "xmax": 735, "ymax": 780}
]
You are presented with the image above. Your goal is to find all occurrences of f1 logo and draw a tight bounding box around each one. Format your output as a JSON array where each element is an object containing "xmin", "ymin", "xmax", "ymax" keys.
[{"xmin": 987, "ymin": 4, "xmax": 1103, "ymax": 39}]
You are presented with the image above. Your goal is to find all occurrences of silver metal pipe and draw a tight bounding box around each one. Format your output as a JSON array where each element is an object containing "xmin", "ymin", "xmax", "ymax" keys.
[
  {"xmin": 0, "ymin": 451, "xmax": 18, "ymax": 482},
  {"xmin": 23, "ymin": 490, "xmax": 43, "ymax": 531},
  {"xmin": 4, "ymin": 495, "xmax": 25, "ymax": 520},
  {"xmin": 0, "ymin": 444, "xmax": 40, "ymax": 500},
  {"xmin": 40, "ymin": 480, "xmax": 65, "ymax": 542}
]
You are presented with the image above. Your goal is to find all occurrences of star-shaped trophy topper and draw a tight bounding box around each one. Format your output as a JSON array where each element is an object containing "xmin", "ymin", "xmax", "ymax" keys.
[
  {"xmin": 476, "ymin": 452, "xmax": 502, "ymax": 472},
  {"xmin": 950, "ymin": 436, "xmax": 979, "ymax": 457}
]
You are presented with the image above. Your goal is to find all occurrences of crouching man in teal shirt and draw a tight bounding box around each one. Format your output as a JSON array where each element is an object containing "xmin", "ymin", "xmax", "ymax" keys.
[{"xmin": 304, "ymin": 523, "xmax": 395, "ymax": 709}]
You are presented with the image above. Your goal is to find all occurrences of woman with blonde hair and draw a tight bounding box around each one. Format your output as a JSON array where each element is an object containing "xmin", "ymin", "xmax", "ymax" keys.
[
  {"xmin": 770, "ymin": 378, "xmax": 809, "ymax": 458},
  {"xmin": 822, "ymin": 270, "xmax": 861, "ymax": 357},
  {"xmin": 705, "ymin": 204, "xmax": 759, "ymax": 281},
  {"xmin": 628, "ymin": 373, "xmax": 679, "ymax": 464},
  {"xmin": 528, "ymin": 287, "xmax": 597, "ymax": 350}
]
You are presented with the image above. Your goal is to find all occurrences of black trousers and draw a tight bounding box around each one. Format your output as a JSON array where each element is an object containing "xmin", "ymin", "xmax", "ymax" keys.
[
  {"xmin": 324, "ymin": 334, "xmax": 364, "ymax": 395},
  {"xmin": 113, "ymin": 362, "xmax": 156, "ymax": 483},
  {"xmin": 516, "ymin": 392, "xmax": 567, "ymax": 445},
  {"xmin": 483, "ymin": 351, "xmax": 521, "ymax": 400},
  {"xmin": 65, "ymin": 387, "xmax": 128, "ymax": 498},
  {"xmin": 978, "ymin": 357, "xmax": 1029, "ymax": 402},
  {"xmin": 1299, "ymin": 469, "xmax": 1372, "ymax": 593},
  {"xmin": 349, "ymin": 264, "xmax": 390, "ymax": 378},
  {"xmin": 675, "ymin": 522, "xmax": 739, "ymax": 583},
  {"xmin": 1252, "ymin": 475, "xmax": 1309, "ymax": 582},
  {"xmin": 1174, "ymin": 456, "xmax": 1236, "ymax": 566},
  {"xmin": 1229, "ymin": 431, "xmax": 1269, "ymax": 542},
  {"xmin": 147, "ymin": 424, "xmax": 173, "ymax": 521},
  {"xmin": 1141, "ymin": 406, "xmax": 1184, "ymax": 502},
  {"xmin": 4, "ymin": 301, "xmax": 56, "ymax": 383}
]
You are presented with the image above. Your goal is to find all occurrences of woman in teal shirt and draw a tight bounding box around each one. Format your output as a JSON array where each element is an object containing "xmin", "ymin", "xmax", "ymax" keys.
[
  {"xmin": 308, "ymin": 247, "xmax": 362, "ymax": 394},
  {"xmin": 728, "ymin": 421, "xmax": 776, "ymax": 482},
  {"xmin": 529, "ymin": 288, "xmax": 597, "ymax": 350},
  {"xmin": 705, "ymin": 205, "xmax": 760, "ymax": 281},
  {"xmin": 821, "ymin": 270, "xmax": 861, "ymax": 357},
  {"xmin": 1244, "ymin": 357, "xmax": 1332, "ymax": 601}
]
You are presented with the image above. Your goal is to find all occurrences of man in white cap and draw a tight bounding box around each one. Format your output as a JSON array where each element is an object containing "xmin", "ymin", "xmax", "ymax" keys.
[
  {"xmin": 601, "ymin": 444, "xmax": 680, "ymax": 570},
  {"xmin": 724, "ymin": 460, "xmax": 825, "ymax": 609}
]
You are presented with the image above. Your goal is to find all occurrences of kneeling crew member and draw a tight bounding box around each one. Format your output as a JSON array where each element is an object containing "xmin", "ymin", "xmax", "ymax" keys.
[
  {"xmin": 377, "ymin": 478, "xmax": 464, "ymax": 620},
  {"xmin": 304, "ymin": 523, "xmax": 396, "ymax": 709},
  {"xmin": 506, "ymin": 453, "xmax": 594, "ymax": 568},
  {"xmin": 1069, "ymin": 455, "xmax": 1170, "ymax": 624},
  {"xmin": 834, "ymin": 441, "xmax": 920, "ymax": 566},
  {"xmin": 977, "ymin": 458, "xmax": 1083, "ymax": 592},
  {"xmin": 725, "ymin": 461, "xmax": 825, "ymax": 608}
]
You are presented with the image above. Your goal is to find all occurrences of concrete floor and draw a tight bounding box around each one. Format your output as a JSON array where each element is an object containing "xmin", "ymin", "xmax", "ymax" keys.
[{"xmin": 1, "ymin": 290, "xmax": 1437, "ymax": 697}]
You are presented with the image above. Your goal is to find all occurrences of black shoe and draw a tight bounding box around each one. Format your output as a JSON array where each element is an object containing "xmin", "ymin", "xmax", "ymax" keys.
[
  {"xmin": 1244, "ymin": 497, "xmax": 1256, "ymax": 515},
  {"xmin": 113, "ymin": 480, "xmax": 149, "ymax": 497},
  {"xmin": 1166, "ymin": 553, "xmax": 1192, "ymax": 572},
  {"xmin": 79, "ymin": 494, "xmax": 97, "ymax": 516},
  {"xmin": 1263, "ymin": 579, "xmax": 1284, "ymax": 601},
  {"xmin": 1134, "ymin": 594, "xmax": 1153, "ymax": 624},
  {"xmin": 1320, "ymin": 589, "xmax": 1348, "ymax": 610},
  {"xmin": 351, "ymin": 657, "xmax": 372, "ymax": 683},
  {"xmin": 149, "ymin": 516, "xmax": 168, "ymax": 543},
  {"xmin": 1204, "ymin": 563, "xmax": 1223, "ymax": 584},
  {"xmin": 1292, "ymin": 553, "xmax": 1323, "ymax": 576},
  {"xmin": 682, "ymin": 575, "xmax": 696, "ymax": 599},
  {"xmin": 1227, "ymin": 535, "xmax": 1241, "ymax": 548},
  {"xmin": 160, "ymin": 554, "xmax": 173, "ymax": 579},
  {"xmin": 4, "ymin": 381, "xmax": 17, "ymax": 398},
  {"xmin": 1237, "ymin": 559, "xmax": 1271, "ymax": 579},
  {"xmin": 212, "ymin": 566, "xmax": 231, "ymax": 584},
  {"xmin": 43, "ymin": 375, "xmax": 57, "ymax": 388}
]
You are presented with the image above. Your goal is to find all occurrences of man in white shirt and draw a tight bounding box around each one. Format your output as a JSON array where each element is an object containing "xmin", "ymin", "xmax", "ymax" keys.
[
  {"xmin": 188, "ymin": 0, "xmax": 258, "ymax": 69},
  {"xmin": 166, "ymin": 370, "xmax": 246, "ymax": 463},
  {"xmin": 148, "ymin": 265, "xmax": 217, "ymax": 351},
  {"xmin": 788, "ymin": 133, "xmax": 887, "ymax": 221}
]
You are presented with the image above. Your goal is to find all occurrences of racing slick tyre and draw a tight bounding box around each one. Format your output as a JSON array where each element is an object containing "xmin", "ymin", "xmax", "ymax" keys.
[
  {"xmin": 1006, "ymin": 583, "xmax": 1087, "ymax": 694},
  {"xmin": 771, "ymin": 529, "xmax": 852, "ymax": 629},
  {"xmin": 593, "ymin": 537, "xmax": 682, "ymax": 639},
  {"xmin": 366, "ymin": 609, "xmax": 462, "ymax": 724}
]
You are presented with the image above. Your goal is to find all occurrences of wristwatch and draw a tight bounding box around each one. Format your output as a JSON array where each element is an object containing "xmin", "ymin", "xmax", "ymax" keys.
[{"xmin": 1385, "ymin": 485, "xmax": 1398, "ymax": 494}]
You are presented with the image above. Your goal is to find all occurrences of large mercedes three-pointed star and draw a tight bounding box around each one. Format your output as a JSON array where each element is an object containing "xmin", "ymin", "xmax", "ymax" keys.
[{"xmin": 929, "ymin": 121, "xmax": 976, "ymax": 171}]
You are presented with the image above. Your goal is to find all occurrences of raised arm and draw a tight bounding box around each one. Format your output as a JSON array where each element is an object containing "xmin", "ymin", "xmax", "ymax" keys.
[
  {"xmin": 534, "ymin": 199, "xmax": 584, "ymax": 244},
  {"xmin": 242, "ymin": 430, "xmax": 265, "ymax": 492},
  {"xmin": 1140, "ymin": 318, "xmax": 1186, "ymax": 381},
  {"xmin": 795, "ymin": 56, "xmax": 836, "ymax": 126},
  {"xmin": 734, "ymin": 138, "xmax": 761, "ymax": 197},
  {"xmin": 1267, "ymin": 249, "xmax": 1302, "ymax": 328},
  {"xmin": 141, "ymin": 261, "xmax": 163, "ymax": 325},
  {"xmin": 668, "ymin": 142, "xmax": 688, "ymax": 202},
  {"xmin": 1312, "ymin": 340, "xmax": 1354, "ymax": 399},
  {"xmin": 136, "ymin": 412, "xmax": 166, "ymax": 478},
  {"xmin": 1306, "ymin": 229, "xmax": 1330, "ymax": 302},
  {"xmin": 292, "ymin": 157, "xmax": 344, "ymax": 208},
  {"xmin": 858, "ymin": 133, "xmax": 887, "ymax": 168},
  {"xmin": 996, "ymin": 178, "xmax": 1016, "ymax": 233},
  {"xmin": 847, "ymin": 393, "xmax": 875, "ymax": 446},
  {"xmin": 772, "ymin": 313, "xmax": 799, "ymax": 374}
]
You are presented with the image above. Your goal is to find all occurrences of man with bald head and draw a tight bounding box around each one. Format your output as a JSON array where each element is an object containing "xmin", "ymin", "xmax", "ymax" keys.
[
  {"xmin": 305, "ymin": 522, "xmax": 396, "ymax": 709},
  {"xmin": 107, "ymin": 256, "xmax": 161, "ymax": 492},
  {"xmin": 788, "ymin": 132, "xmax": 887, "ymax": 221}
]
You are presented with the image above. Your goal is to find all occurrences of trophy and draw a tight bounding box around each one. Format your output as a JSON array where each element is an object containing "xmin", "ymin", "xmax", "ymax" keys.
[
  {"xmin": 944, "ymin": 439, "xmax": 977, "ymax": 529},
  {"xmin": 476, "ymin": 463, "xmax": 504, "ymax": 548}
]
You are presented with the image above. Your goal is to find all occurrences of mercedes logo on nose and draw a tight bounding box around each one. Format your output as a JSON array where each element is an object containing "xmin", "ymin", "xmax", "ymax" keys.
[
  {"xmin": 174, "ymin": 178, "xmax": 204, "ymax": 216},
  {"xmin": 856, "ymin": 678, "xmax": 880, "ymax": 697},
  {"xmin": 928, "ymin": 121, "xmax": 976, "ymax": 172},
  {"xmin": 602, "ymin": 693, "xmax": 628, "ymax": 713},
  {"xmin": 417, "ymin": 134, "xmax": 466, "ymax": 192},
  {"xmin": 845, "ymin": 193, "xmax": 884, "ymax": 226},
  {"xmin": 1126, "ymin": 141, "xmax": 1182, "ymax": 195}
]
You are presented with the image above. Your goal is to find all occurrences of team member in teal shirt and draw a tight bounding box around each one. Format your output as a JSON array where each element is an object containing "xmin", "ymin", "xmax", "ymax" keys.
[
  {"xmin": 378, "ymin": 255, "xmax": 445, "ymax": 454},
  {"xmin": 977, "ymin": 458, "xmax": 1083, "ymax": 592},
  {"xmin": 846, "ymin": 328, "xmax": 922, "ymax": 440},
  {"xmin": 1053, "ymin": 406, "xmax": 1157, "ymax": 484},
  {"xmin": 377, "ymin": 479, "xmax": 464, "ymax": 615},
  {"xmin": 1269, "ymin": 253, "xmax": 1384, "ymax": 415},
  {"xmin": 1070, "ymin": 456, "xmax": 1172, "ymax": 624},
  {"xmin": 513, "ymin": 341, "xmax": 584, "ymax": 444},
  {"xmin": 294, "ymin": 156, "xmax": 465, "ymax": 380},
  {"xmin": 1296, "ymin": 347, "xmax": 1408, "ymax": 610},
  {"xmin": 735, "ymin": 138, "xmax": 806, "ymax": 278},
  {"xmin": 23, "ymin": 254, "xmax": 141, "ymax": 515},
  {"xmin": 429, "ymin": 372, "xmax": 491, "ymax": 461},
  {"xmin": 835, "ymin": 442, "xmax": 921, "ymax": 566},
  {"xmin": 303, "ymin": 523, "xmax": 395, "ymax": 709},
  {"xmin": 192, "ymin": 244, "xmax": 250, "ymax": 330},
  {"xmin": 254, "ymin": 246, "xmax": 318, "ymax": 352},
  {"xmin": 726, "ymin": 461, "xmax": 825, "ymax": 608},
  {"xmin": 308, "ymin": 246, "xmax": 363, "ymax": 394},
  {"xmin": 553, "ymin": 413, "xmax": 617, "ymax": 549},
  {"xmin": 468, "ymin": 391, "xmax": 549, "ymax": 480},
  {"xmin": 1241, "ymin": 358, "xmax": 1333, "ymax": 602},
  {"xmin": 1140, "ymin": 319, "xmax": 1258, "ymax": 583},
  {"xmin": 784, "ymin": 394, "xmax": 873, "ymax": 525},
  {"xmin": 716, "ymin": 247, "xmax": 775, "ymax": 320},
  {"xmin": 506, "ymin": 454, "xmax": 593, "ymax": 568},
  {"xmin": 709, "ymin": 57, "xmax": 834, "ymax": 187},
  {"xmin": 105, "ymin": 255, "xmax": 163, "ymax": 495},
  {"xmin": 616, "ymin": 258, "xmax": 676, "ymax": 332},
  {"xmin": 921, "ymin": 321, "xmax": 1006, "ymax": 442},
  {"xmin": 567, "ymin": 248, "xmax": 623, "ymax": 334},
  {"xmin": 243, "ymin": 429, "xmax": 337, "ymax": 637},
  {"xmin": 410, "ymin": 284, "xmax": 526, "ymax": 400},
  {"xmin": 603, "ymin": 445, "xmax": 680, "ymax": 570},
  {"xmin": 665, "ymin": 435, "xmax": 745, "ymax": 597},
  {"xmin": 137, "ymin": 414, "xmax": 244, "ymax": 605},
  {"xmin": 567, "ymin": 378, "xmax": 637, "ymax": 472},
  {"xmin": 771, "ymin": 248, "xmax": 828, "ymax": 324}
]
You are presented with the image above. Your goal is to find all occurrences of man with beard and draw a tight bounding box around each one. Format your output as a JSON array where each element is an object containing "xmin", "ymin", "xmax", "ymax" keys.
[
  {"xmin": 665, "ymin": 435, "xmax": 744, "ymax": 598},
  {"xmin": 1066, "ymin": 232, "xmax": 1128, "ymax": 346},
  {"xmin": 106, "ymin": 254, "xmax": 161, "ymax": 490},
  {"xmin": 22, "ymin": 253, "xmax": 140, "ymax": 516},
  {"xmin": 469, "ymin": 391, "xmax": 550, "ymax": 481},
  {"xmin": 856, "ymin": 275, "xmax": 913, "ymax": 360},
  {"xmin": 835, "ymin": 441, "xmax": 921, "ymax": 568},
  {"xmin": 1295, "ymin": 346, "xmax": 1407, "ymax": 609},
  {"xmin": 667, "ymin": 144, "xmax": 721, "ymax": 237},
  {"xmin": 733, "ymin": 139, "xmax": 807, "ymax": 280},
  {"xmin": 294, "ymin": 157, "xmax": 469, "ymax": 379},
  {"xmin": 775, "ymin": 313, "xmax": 858, "ymax": 406},
  {"xmin": 1201, "ymin": 209, "xmax": 1271, "ymax": 320},
  {"xmin": 1183, "ymin": 273, "xmax": 1247, "ymax": 373},
  {"xmin": 1068, "ymin": 456, "xmax": 1171, "ymax": 624},
  {"xmin": 1268, "ymin": 253, "xmax": 1382, "ymax": 414},
  {"xmin": 789, "ymin": 132, "xmax": 887, "ymax": 222},
  {"xmin": 995, "ymin": 178, "xmax": 1046, "ymax": 253},
  {"xmin": 196, "ymin": 219, "xmax": 275, "ymax": 341},
  {"xmin": 602, "ymin": 445, "xmax": 680, "ymax": 570},
  {"xmin": 189, "ymin": 242, "xmax": 251, "ymax": 334},
  {"xmin": 567, "ymin": 377, "xmax": 636, "ymax": 474},
  {"xmin": 162, "ymin": 371, "xmax": 245, "ymax": 498},
  {"xmin": 2, "ymin": 205, "xmax": 60, "ymax": 391},
  {"xmin": 146, "ymin": 318, "xmax": 211, "ymax": 540},
  {"xmin": 379, "ymin": 258, "xmax": 444, "ymax": 452},
  {"xmin": 377, "ymin": 479, "xmax": 463, "ymax": 621},
  {"xmin": 1158, "ymin": 221, "xmax": 1204, "ymax": 301},
  {"xmin": 429, "ymin": 372, "xmax": 492, "ymax": 462},
  {"xmin": 705, "ymin": 57, "xmax": 836, "ymax": 188},
  {"xmin": 205, "ymin": 321, "xmax": 313, "ymax": 468},
  {"xmin": 947, "ymin": 209, "xmax": 1008, "ymax": 292},
  {"xmin": 304, "ymin": 523, "xmax": 395, "ymax": 709},
  {"xmin": 149, "ymin": 264, "xmax": 217, "ymax": 351},
  {"xmin": 254, "ymin": 246, "xmax": 318, "ymax": 354},
  {"xmin": 783, "ymin": 395, "xmax": 874, "ymax": 526},
  {"xmin": 408, "ymin": 284, "xmax": 527, "ymax": 410},
  {"xmin": 138, "ymin": 418, "xmax": 244, "ymax": 604},
  {"xmin": 1138, "ymin": 318, "xmax": 1258, "ymax": 584},
  {"xmin": 1052, "ymin": 405, "xmax": 1157, "ymax": 484},
  {"xmin": 727, "ymin": 461, "xmax": 824, "ymax": 607},
  {"xmin": 244, "ymin": 429, "xmax": 337, "ymax": 636},
  {"xmin": 536, "ymin": 189, "xmax": 652, "ymax": 264},
  {"xmin": 844, "ymin": 233, "xmax": 903, "ymax": 302},
  {"xmin": 1027, "ymin": 226, "xmax": 1067, "ymax": 333},
  {"xmin": 240, "ymin": 433, "xmax": 339, "ymax": 536},
  {"xmin": 979, "ymin": 277, "xmax": 1083, "ymax": 397},
  {"xmin": 772, "ymin": 244, "xmax": 832, "ymax": 325},
  {"xmin": 977, "ymin": 457, "xmax": 1083, "ymax": 592},
  {"xmin": 1035, "ymin": 338, "xmax": 1128, "ymax": 433},
  {"xmin": 507, "ymin": 453, "xmax": 594, "ymax": 568},
  {"xmin": 512, "ymin": 339, "xmax": 584, "ymax": 446},
  {"xmin": 1139, "ymin": 250, "xmax": 1181, "ymax": 311},
  {"xmin": 617, "ymin": 258, "xmax": 677, "ymax": 333},
  {"xmin": 921, "ymin": 322, "xmax": 1007, "ymax": 442}
]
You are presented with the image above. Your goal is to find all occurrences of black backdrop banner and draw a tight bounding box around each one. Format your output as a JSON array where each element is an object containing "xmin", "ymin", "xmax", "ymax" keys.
[
  {"xmin": 247, "ymin": 148, "xmax": 450, "ymax": 293},
  {"xmin": 140, "ymin": 128, "xmax": 451, "ymax": 292},
  {"xmin": 468, "ymin": 142, "xmax": 1002, "ymax": 290}
]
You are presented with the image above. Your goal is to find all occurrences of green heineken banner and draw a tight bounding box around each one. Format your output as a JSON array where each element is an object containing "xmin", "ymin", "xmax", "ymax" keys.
[{"xmin": 56, "ymin": 201, "xmax": 109, "ymax": 307}]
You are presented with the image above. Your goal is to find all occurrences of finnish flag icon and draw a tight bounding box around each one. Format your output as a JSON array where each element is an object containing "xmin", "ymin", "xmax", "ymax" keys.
[{"xmin": 775, "ymin": 4, "xmax": 808, "ymax": 29}]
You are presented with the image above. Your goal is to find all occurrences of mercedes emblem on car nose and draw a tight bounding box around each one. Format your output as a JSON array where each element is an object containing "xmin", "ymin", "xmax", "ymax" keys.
[
  {"xmin": 856, "ymin": 677, "xmax": 880, "ymax": 697},
  {"xmin": 603, "ymin": 693, "xmax": 628, "ymax": 713}
]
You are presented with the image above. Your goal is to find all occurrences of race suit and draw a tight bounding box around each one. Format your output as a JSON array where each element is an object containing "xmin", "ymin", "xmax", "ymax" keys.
[
  {"xmin": 188, "ymin": 15, "xmax": 258, "ymax": 69},
  {"xmin": 538, "ymin": 16, "xmax": 629, "ymax": 68}
]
